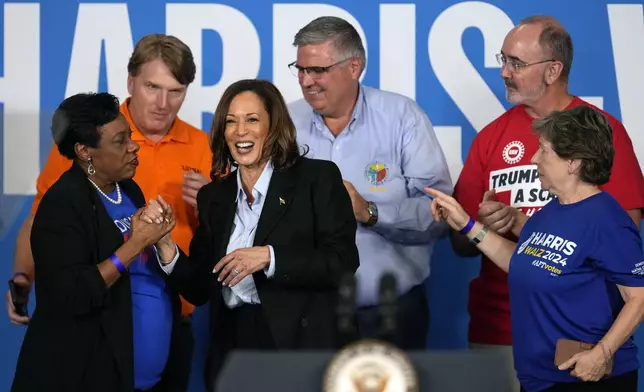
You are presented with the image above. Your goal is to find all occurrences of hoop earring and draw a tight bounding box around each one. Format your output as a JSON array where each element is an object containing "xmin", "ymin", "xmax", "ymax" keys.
[{"xmin": 87, "ymin": 159, "xmax": 96, "ymax": 176}]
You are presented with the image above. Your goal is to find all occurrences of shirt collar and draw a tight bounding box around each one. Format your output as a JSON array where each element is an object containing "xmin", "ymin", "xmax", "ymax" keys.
[
  {"xmin": 312, "ymin": 84, "xmax": 366, "ymax": 134},
  {"xmin": 235, "ymin": 161, "xmax": 274, "ymax": 205},
  {"xmin": 119, "ymin": 97, "xmax": 190, "ymax": 144}
]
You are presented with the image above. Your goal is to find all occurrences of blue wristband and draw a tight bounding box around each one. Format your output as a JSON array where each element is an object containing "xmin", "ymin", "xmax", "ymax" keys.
[
  {"xmin": 459, "ymin": 217, "xmax": 475, "ymax": 235},
  {"xmin": 109, "ymin": 254, "xmax": 127, "ymax": 274}
]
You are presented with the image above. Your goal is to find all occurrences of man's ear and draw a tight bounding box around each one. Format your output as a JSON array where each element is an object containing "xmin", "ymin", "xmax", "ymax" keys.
[{"xmin": 545, "ymin": 61, "xmax": 564, "ymax": 86}]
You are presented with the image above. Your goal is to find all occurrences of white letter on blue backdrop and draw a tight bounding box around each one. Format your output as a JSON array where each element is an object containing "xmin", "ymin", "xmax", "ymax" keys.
[
  {"xmin": 608, "ymin": 4, "xmax": 644, "ymax": 169},
  {"xmin": 272, "ymin": 4, "xmax": 367, "ymax": 104},
  {"xmin": 167, "ymin": 4, "xmax": 261, "ymax": 130},
  {"xmin": 379, "ymin": 4, "xmax": 416, "ymax": 100},
  {"xmin": 428, "ymin": 1, "xmax": 512, "ymax": 131},
  {"xmin": 1, "ymin": 4, "xmax": 40, "ymax": 195},
  {"xmin": 65, "ymin": 4, "xmax": 133, "ymax": 103},
  {"xmin": 427, "ymin": 1, "xmax": 514, "ymax": 181}
]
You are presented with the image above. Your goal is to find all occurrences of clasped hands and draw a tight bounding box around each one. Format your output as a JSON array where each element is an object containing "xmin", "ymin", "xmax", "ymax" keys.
[
  {"xmin": 141, "ymin": 195, "xmax": 174, "ymax": 226},
  {"xmin": 139, "ymin": 195, "xmax": 271, "ymax": 282},
  {"xmin": 135, "ymin": 195, "xmax": 177, "ymax": 259}
]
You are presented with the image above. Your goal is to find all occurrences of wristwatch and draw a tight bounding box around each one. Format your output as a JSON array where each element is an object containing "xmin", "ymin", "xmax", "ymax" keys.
[
  {"xmin": 365, "ymin": 201, "xmax": 378, "ymax": 226},
  {"xmin": 470, "ymin": 226, "xmax": 489, "ymax": 245}
]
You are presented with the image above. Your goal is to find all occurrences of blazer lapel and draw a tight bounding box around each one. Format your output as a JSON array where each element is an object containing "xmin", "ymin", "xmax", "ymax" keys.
[
  {"xmin": 210, "ymin": 176, "xmax": 238, "ymax": 261},
  {"xmin": 254, "ymin": 168, "xmax": 296, "ymax": 245}
]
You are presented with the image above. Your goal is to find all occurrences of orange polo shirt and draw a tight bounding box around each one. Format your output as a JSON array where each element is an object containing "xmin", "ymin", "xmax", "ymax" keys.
[{"xmin": 31, "ymin": 98, "xmax": 212, "ymax": 316}]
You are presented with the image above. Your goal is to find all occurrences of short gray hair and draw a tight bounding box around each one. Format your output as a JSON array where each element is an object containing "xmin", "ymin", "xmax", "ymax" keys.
[
  {"xmin": 293, "ymin": 16, "xmax": 366, "ymax": 72},
  {"xmin": 532, "ymin": 105, "xmax": 613, "ymax": 186}
]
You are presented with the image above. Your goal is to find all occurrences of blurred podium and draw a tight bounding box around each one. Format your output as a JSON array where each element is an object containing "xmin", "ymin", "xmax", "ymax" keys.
[
  {"xmin": 215, "ymin": 346, "xmax": 515, "ymax": 392},
  {"xmin": 216, "ymin": 273, "xmax": 515, "ymax": 391}
]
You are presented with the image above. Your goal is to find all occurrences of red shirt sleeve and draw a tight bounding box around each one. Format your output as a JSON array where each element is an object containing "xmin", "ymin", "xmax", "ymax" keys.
[
  {"xmin": 599, "ymin": 117, "xmax": 644, "ymax": 212},
  {"xmin": 454, "ymin": 134, "xmax": 487, "ymax": 218}
]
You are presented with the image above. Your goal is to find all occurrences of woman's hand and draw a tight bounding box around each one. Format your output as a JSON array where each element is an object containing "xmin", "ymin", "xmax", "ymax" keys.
[
  {"xmin": 140, "ymin": 197, "xmax": 176, "ymax": 245},
  {"xmin": 559, "ymin": 345, "xmax": 609, "ymax": 382},
  {"xmin": 424, "ymin": 188, "xmax": 471, "ymax": 231},
  {"xmin": 213, "ymin": 246, "xmax": 271, "ymax": 287},
  {"xmin": 141, "ymin": 196, "xmax": 172, "ymax": 225},
  {"xmin": 139, "ymin": 195, "xmax": 177, "ymax": 262},
  {"xmin": 130, "ymin": 206, "xmax": 175, "ymax": 250}
]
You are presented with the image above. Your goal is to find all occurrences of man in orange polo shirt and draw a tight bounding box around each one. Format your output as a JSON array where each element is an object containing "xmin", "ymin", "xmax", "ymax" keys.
[{"xmin": 6, "ymin": 34, "xmax": 211, "ymax": 392}]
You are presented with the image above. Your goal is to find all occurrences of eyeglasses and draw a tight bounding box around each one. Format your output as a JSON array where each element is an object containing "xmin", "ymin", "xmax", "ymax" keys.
[
  {"xmin": 495, "ymin": 53, "xmax": 555, "ymax": 72},
  {"xmin": 288, "ymin": 58, "xmax": 352, "ymax": 79}
]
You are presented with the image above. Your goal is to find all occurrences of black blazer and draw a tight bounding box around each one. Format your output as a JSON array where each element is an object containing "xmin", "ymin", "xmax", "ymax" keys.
[
  {"xmin": 167, "ymin": 157, "xmax": 359, "ymax": 381},
  {"xmin": 12, "ymin": 163, "xmax": 183, "ymax": 392}
]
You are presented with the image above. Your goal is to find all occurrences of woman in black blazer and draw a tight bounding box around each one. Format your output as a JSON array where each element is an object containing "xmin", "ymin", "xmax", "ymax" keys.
[
  {"xmin": 151, "ymin": 79, "xmax": 359, "ymax": 388},
  {"xmin": 12, "ymin": 93, "xmax": 180, "ymax": 392}
]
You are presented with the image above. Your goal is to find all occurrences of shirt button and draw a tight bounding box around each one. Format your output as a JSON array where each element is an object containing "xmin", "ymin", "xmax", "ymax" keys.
[
  {"xmin": 335, "ymin": 145, "xmax": 340, "ymax": 150},
  {"xmin": 300, "ymin": 317, "xmax": 308, "ymax": 327}
]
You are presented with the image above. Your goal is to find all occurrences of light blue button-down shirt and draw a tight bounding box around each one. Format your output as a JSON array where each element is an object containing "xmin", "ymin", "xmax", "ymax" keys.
[
  {"xmin": 159, "ymin": 161, "xmax": 276, "ymax": 309},
  {"xmin": 289, "ymin": 85, "xmax": 453, "ymax": 306},
  {"xmin": 221, "ymin": 162, "xmax": 276, "ymax": 308}
]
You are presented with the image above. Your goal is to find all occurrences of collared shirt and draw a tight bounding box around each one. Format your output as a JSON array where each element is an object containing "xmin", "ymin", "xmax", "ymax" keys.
[
  {"xmin": 222, "ymin": 162, "xmax": 276, "ymax": 308},
  {"xmin": 159, "ymin": 161, "xmax": 277, "ymax": 308},
  {"xmin": 289, "ymin": 85, "xmax": 453, "ymax": 306}
]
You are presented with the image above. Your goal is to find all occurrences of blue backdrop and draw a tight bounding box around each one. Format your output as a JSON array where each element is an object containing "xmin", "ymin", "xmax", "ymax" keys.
[{"xmin": 1, "ymin": 1, "xmax": 643, "ymax": 391}]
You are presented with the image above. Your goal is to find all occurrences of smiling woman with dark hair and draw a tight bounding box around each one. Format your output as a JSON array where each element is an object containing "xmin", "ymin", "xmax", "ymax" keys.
[
  {"xmin": 149, "ymin": 79, "xmax": 360, "ymax": 390},
  {"xmin": 209, "ymin": 78, "xmax": 304, "ymax": 176},
  {"xmin": 12, "ymin": 92, "xmax": 181, "ymax": 392}
]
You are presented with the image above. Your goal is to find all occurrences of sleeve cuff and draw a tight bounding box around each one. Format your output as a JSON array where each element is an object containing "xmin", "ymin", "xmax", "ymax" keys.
[
  {"xmin": 373, "ymin": 202, "xmax": 395, "ymax": 229},
  {"xmin": 154, "ymin": 244, "xmax": 180, "ymax": 275},
  {"xmin": 264, "ymin": 245, "xmax": 276, "ymax": 278}
]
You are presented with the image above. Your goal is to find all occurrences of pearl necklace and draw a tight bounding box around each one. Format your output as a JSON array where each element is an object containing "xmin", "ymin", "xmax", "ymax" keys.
[{"xmin": 87, "ymin": 177, "xmax": 122, "ymax": 204}]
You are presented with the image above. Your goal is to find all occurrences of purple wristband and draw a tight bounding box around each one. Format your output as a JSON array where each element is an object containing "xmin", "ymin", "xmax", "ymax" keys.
[
  {"xmin": 459, "ymin": 217, "xmax": 475, "ymax": 235},
  {"xmin": 109, "ymin": 254, "xmax": 127, "ymax": 274}
]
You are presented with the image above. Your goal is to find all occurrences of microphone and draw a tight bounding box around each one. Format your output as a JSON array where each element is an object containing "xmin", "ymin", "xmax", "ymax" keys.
[
  {"xmin": 336, "ymin": 272, "xmax": 357, "ymax": 344},
  {"xmin": 378, "ymin": 273, "xmax": 398, "ymax": 344}
]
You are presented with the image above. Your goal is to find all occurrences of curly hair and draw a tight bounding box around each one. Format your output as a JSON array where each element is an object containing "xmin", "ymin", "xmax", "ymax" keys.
[{"xmin": 532, "ymin": 105, "xmax": 614, "ymax": 185}]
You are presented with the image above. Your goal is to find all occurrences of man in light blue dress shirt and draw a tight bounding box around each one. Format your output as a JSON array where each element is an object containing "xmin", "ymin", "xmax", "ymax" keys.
[{"xmin": 287, "ymin": 16, "xmax": 453, "ymax": 349}]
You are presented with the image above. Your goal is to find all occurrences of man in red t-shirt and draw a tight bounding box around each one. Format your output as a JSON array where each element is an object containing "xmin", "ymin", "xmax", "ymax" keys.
[{"xmin": 452, "ymin": 15, "xmax": 644, "ymax": 389}]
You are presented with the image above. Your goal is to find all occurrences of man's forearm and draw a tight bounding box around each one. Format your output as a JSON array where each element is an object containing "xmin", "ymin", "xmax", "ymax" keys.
[{"xmin": 13, "ymin": 217, "xmax": 35, "ymax": 281}]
